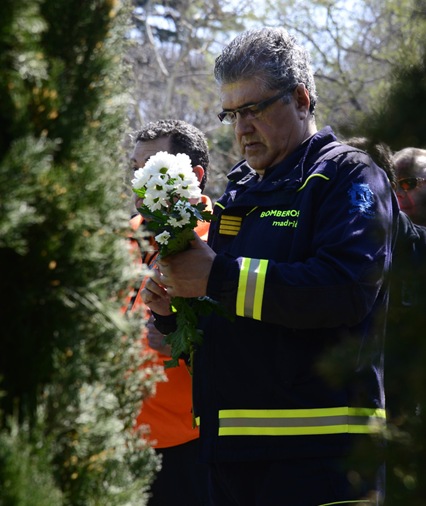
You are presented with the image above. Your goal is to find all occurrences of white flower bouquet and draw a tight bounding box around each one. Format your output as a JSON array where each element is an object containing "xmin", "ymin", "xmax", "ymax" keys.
[{"xmin": 132, "ymin": 151, "xmax": 217, "ymax": 369}]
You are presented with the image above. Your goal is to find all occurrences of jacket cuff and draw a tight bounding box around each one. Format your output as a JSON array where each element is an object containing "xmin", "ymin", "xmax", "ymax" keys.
[
  {"xmin": 151, "ymin": 312, "xmax": 177, "ymax": 335},
  {"xmin": 206, "ymin": 253, "xmax": 239, "ymax": 308}
]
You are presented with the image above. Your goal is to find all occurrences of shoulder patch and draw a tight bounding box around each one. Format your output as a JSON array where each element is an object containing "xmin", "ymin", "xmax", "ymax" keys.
[{"xmin": 348, "ymin": 183, "xmax": 375, "ymax": 217}]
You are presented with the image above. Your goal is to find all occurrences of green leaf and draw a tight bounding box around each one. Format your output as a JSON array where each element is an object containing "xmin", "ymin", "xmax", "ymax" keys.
[
  {"xmin": 160, "ymin": 227, "xmax": 195, "ymax": 257},
  {"xmin": 163, "ymin": 296, "xmax": 232, "ymax": 369},
  {"xmin": 133, "ymin": 188, "xmax": 146, "ymax": 198}
]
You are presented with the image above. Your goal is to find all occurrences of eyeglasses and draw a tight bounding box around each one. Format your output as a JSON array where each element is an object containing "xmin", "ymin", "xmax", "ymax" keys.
[
  {"xmin": 217, "ymin": 90, "xmax": 291, "ymax": 125},
  {"xmin": 397, "ymin": 177, "xmax": 426, "ymax": 191}
]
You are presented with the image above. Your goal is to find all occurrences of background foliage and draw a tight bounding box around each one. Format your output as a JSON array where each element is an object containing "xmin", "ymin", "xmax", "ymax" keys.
[
  {"xmin": 0, "ymin": 0, "xmax": 162, "ymax": 504},
  {"xmin": 128, "ymin": 0, "xmax": 426, "ymax": 199}
]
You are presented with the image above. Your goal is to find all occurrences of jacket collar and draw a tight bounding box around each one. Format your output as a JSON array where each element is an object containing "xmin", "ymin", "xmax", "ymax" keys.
[{"xmin": 226, "ymin": 126, "xmax": 337, "ymax": 191}]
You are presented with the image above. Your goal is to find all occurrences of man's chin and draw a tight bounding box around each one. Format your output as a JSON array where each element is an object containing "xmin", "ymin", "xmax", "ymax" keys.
[{"xmin": 244, "ymin": 153, "xmax": 261, "ymax": 171}]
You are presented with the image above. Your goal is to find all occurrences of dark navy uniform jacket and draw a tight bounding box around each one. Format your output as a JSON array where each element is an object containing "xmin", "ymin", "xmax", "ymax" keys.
[{"xmin": 194, "ymin": 126, "xmax": 399, "ymax": 463}]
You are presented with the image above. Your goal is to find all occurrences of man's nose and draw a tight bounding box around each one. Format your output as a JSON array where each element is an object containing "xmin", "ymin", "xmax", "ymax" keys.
[
  {"xmin": 234, "ymin": 114, "xmax": 255, "ymax": 137},
  {"xmin": 396, "ymin": 187, "xmax": 414, "ymax": 205}
]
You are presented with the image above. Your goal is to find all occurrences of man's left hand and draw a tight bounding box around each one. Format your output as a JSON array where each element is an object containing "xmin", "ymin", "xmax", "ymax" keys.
[{"xmin": 158, "ymin": 234, "xmax": 216, "ymax": 298}]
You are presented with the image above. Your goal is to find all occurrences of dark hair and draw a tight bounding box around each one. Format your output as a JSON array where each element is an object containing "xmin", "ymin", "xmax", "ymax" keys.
[
  {"xmin": 346, "ymin": 137, "xmax": 397, "ymax": 190},
  {"xmin": 133, "ymin": 119, "xmax": 209, "ymax": 191},
  {"xmin": 214, "ymin": 27, "xmax": 317, "ymax": 114}
]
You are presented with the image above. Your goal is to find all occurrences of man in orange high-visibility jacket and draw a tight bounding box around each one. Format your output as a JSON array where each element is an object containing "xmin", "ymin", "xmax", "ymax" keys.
[{"xmin": 127, "ymin": 119, "xmax": 211, "ymax": 506}]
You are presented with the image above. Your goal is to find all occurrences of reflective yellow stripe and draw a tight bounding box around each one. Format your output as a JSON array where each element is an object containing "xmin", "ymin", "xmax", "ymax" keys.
[
  {"xmin": 236, "ymin": 258, "xmax": 250, "ymax": 316},
  {"xmin": 218, "ymin": 407, "xmax": 386, "ymax": 436},
  {"xmin": 297, "ymin": 173, "xmax": 330, "ymax": 192},
  {"xmin": 236, "ymin": 258, "xmax": 268, "ymax": 319},
  {"xmin": 253, "ymin": 260, "xmax": 267, "ymax": 319},
  {"xmin": 319, "ymin": 501, "xmax": 374, "ymax": 506},
  {"xmin": 219, "ymin": 407, "xmax": 386, "ymax": 418},
  {"xmin": 219, "ymin": 426, "xmax": 371, "ymax": 436},
  {"xmin": 246, "ymin": 206, "xmax": 258, "ymax": 216}
]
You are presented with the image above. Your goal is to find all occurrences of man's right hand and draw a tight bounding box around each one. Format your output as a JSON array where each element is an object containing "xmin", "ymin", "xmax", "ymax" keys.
[{"xmin": 141, "ymin": 273, "xmax": 172, "ymax": 316}]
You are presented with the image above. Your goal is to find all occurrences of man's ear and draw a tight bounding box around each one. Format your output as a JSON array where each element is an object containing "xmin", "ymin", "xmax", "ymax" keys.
[
  {"xmin": 192, "ymin": 165, "xmax": 205, "ymax": 185},
  {"xmin": 294, "ymin": 83, "xmax": 310, "ymax": 117}
]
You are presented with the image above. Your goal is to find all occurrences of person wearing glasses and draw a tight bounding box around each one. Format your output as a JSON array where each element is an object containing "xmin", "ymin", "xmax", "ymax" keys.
[
  {"xmin": 393, "ymin": 147, "xmax": 426, "ymax": 226},
  {"xmin": 142, "ymin": 28, "xmax": 398, "ymax": 505},
  {"xmin": 344, "ymin": 136, "xmax": 426, "ymax": 405},
  {"xmin": 389, "ymin": 147, "xmax": 426, "ymax": 415}
]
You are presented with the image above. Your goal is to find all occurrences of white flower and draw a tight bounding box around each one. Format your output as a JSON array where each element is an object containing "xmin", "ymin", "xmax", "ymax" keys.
[
  {"xmin": 131, "ymin": 152, "xmax": 174, "ymax": 189},
  {"xmin": 144, "ymin": 186, "xmax": 169, "ymax": 210},
  {"xmin": 177, "ymin": 183, "xmax": 202, "ymax": 200},
  {"xmin": 132, "ymin": 151, "xmax": 201, "ymax": 213},
  {"xmin": 168, "ymin": 209, "xmax": 191, "ymax": 228},
  {"xmin": 174, "ymin": 200, "xmax": 191, "ymax": 212},
  {"xmin": 130, "ymin": 152, "xmax": 217, "ymax": 371},
  {"xmin": 131, "ymin": 168, "xmax": 150, "ymax": 190},
  {"xmin": 175, "ymin": 168, "xmax": 201, "ymax": 197},
  {"xmin": 142, "ymin": 193, "xmax": 162, "ymax": 212},
  {"xmin": 168, "ymin": 217, "xmax": 182, "ymax": 228},
  {"xmin": 155, "ymin": 230, "xmax": 171, "ymax": 245},
  {"xmin": 147, "ymin": 173, "xmax": 167, "ymax": 189},
  {"xmin": 167, "ymin": 200, "xmax": 194, "ymax": 228},
  {"xmin": 175, "ymin": 152, "xmax": 193, "ymax": 169},
  {"xmin": 144, "ymin": 151, "xmax": 177, "ymax": 175}
]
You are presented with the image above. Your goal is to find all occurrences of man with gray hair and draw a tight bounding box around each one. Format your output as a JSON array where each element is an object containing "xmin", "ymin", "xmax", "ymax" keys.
[
  {"xmin": 143, "ymin": 28, "xmax": 398, "ymax": 505},
  {"xmin": 393, "ymin": 146, "xmax": 426, "ymax": 226}
]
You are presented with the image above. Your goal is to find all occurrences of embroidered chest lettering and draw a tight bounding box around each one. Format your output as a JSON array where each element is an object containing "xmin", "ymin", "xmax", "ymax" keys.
[{"xmin": 260, "ymin": 208, "xmax": 300, "ymax": 228}]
